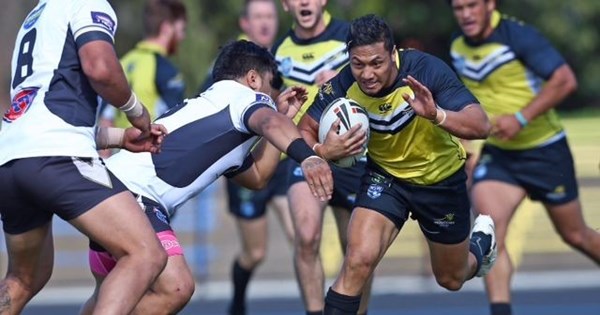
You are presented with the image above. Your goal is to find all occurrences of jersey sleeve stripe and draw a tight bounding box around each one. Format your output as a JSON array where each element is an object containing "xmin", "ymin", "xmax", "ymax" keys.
[
  {"xmin": 242, "ymin": 103, "xmax": 274, "ymax": 136},
  {"xmin": 75, "ymin": 30, "xmax": 114, "ymax": 49}
]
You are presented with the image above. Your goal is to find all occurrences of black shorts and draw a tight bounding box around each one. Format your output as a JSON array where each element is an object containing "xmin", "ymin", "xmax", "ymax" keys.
[
  {"xmin": 228, "ymin": 159, "xmax": 291, "ymax": 219},
  {"xmin": 89, "ymin": 195, "xmax": 173, "ymax": 252},
  {"xmin": 0, "ymin": 156, "xmax": 127, "ymax": 235},
  {"xmin": 472, "ymin": 137, "xmax": 578, "ymax": 205},
  {"xmin": 288, "ymin": 157, "xmax": 366, "ymax": 210},
  {"xmin": 354, "ymin": 162, "xmax": 471, "ymax": 244}
]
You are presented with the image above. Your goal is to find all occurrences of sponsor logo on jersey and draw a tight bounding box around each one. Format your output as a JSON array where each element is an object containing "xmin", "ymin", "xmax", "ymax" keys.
[
  {"xmin": 23, "ymin": 3, "xmax": 46, "ymax": 30},
  {"xmin": 546, "ymin": 185, "xmax": 567, "ymax": 201},
  {"xmin": 91, "ymin": 11, "xmax": 116, "ymax": 35},
  {"xmin": 153, "ymin": 207, "xmax": 169, "ymax": 225},
  {"xmin": 367, "ymin": 184, "xmax": 383, "ymax": 199},
  {"xmin": 254, "ymin": 93, "xmax": 275, "ymax": 107},
  {"xmin": 433, "ymin": 213, "xmax": 456, "ymax": 228},
  {"xmin": 280, "ymin": 57, "xmax": 293, "ymax": 76},
  {"xmin": 378, "ymin": 103, "xmax": 392, "ymax": 114},
  {"xmin": 3, "ymin": 87, "xmax": 38, "ymax": 123},
  {"xmin": 302, "ymin": 52, "xmax": 315, "ymax": 60}
]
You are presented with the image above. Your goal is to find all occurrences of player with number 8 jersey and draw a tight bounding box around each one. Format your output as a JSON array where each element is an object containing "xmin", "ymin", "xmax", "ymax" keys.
[{"xmin": 0, "ymin": 1, "xmax": 168, "ymax": 314}]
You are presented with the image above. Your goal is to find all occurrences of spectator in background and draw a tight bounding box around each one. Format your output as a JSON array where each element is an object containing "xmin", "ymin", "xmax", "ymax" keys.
[
  {"xmin": 448, "ymin": 1, "xmax": 600, "ymax": 315},
  {"xmin": 271, "ymin": 1, "xmax": 372, "ymax": 314},
  {"xmin": 100, "ymin": 0, "xmax": 187, "ymax": 130},
  {"xmin": 0, "ymin": 1, "xmax": 167, "ymax": 314}
]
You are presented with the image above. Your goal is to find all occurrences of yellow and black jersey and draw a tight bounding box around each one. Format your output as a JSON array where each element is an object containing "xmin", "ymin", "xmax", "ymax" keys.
[
  {"xmin": 307, "ymin": 49, "xmax": 478, "ymax": 185},
  {"xmin": 110, "ymin": 41, "xmax": 185, "ymax": 128},
  {"xmin": 450, "ymin": 11, "xmax": 565, "ymax": 150},
  {"xmin": 271, "ymin": 12, "xmax": 349, "ymax": 124}
]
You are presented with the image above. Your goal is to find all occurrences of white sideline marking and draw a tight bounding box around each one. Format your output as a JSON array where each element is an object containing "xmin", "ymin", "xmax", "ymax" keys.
[{"xmin": 29, "ymin": 269, "xmax": 600, "ymax": 305}]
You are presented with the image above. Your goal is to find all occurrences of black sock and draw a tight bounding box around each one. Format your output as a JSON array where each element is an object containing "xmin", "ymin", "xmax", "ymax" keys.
[
  {"xmin": 229, "ymin": 259, "xmax": 254, "ymax": 315},
  {"xmin": 306, "ymin": 311, "xmax": 322, "ymax": 315},
  {"xmin": 469, "ymin": 231, "xmax": 491, "ymax": 275},
  {"xmin": 490, "ymin": 303, "xmax": 512, "ymax": 315},
  {"xmin": 324, "ymin": 287, "xmax": 361, "ymax": 315}
]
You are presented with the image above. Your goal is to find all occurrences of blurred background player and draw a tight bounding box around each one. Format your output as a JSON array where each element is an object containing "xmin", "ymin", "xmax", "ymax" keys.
[
  {"xmin": 293, "ymin": 14, "xmax": 496, "ymax": 315},
  {"xmin": 100, "ymin": 0, "xmax": 187, "ymax": 132},
  {"xmin": 0, "ymin": 0, "xmax": 168, "ymax": 314},
  {"xmin": 271, "ymin": 1, "xmax": 372, "ymax": 314},
  {"xmin": 206, "ymin": 2, "xmax": 298, "ymax": 315},
  {"xmin": 448, "ymin": 1, "xmax": 600, "ymax": 315},
  {"xmin": 81, "ymin": 39, "xmax": 334, "ymax": 315}
]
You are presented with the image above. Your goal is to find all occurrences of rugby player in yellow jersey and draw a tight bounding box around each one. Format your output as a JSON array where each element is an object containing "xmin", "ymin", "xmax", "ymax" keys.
[
  {"xmin": 101, "ymin": 0, "xmax": 186, "ymax": 129},
  {"xmin": 296, "ymin": 15, "xmax": 497, "ymax": 314},
  {"xmin": 448, "ymin": 1, "xmax": 600, "ymax": 315},
  {"xmin": 271, "ymin": 1, "xmax": 372, "ymax": 314}
]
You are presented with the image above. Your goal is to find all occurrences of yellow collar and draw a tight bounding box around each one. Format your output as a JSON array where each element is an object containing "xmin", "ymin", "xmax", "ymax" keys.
[{"xmin": 136, "ymin": 41, "xmax": 167, "ymax": 56}]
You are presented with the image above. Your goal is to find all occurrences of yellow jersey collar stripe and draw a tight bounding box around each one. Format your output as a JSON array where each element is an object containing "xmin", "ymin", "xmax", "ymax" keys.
[{"xmin": 136, "ymin": 41, "xmax": 167, "ymax": 56}]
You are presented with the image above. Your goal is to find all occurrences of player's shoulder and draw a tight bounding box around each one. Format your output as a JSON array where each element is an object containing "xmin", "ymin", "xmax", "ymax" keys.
[
  {"xmin": 496, "ymin": 12, "xmax": 544, "ymax": 42},
  {"xmin": 399, "ymin": 48, "xmax": 442, "ymax": 70},
  {"xmin": 271, "ymin": 29, "xmax": 294, "ymax": 54},
  {"xmin": 325, "ymin": 18, "xmax": 350, "ymax": 39}
]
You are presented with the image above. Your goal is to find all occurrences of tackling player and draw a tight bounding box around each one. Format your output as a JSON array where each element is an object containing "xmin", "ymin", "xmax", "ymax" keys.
[{"xmin": 80, "ymin": 39, "xmax": 333, "ymax": 315}]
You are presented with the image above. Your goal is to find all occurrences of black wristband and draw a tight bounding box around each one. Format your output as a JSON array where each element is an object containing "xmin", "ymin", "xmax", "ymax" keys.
[{"xmin": 286, "ymin": 138, "xmax": 316, "ymax": 163}]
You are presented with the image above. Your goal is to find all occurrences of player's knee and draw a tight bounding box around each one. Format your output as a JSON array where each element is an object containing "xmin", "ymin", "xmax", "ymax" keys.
[
  {"xmin": 345, "ymin": 250, "xmax": 377, "ymax": 277},
  {"xmin": 246, "ymin": 247, "xmax": 267, "ymax": 266},
  {"xmin": 295, "ymin": 230, "xmax": 321, "ymax": 255},
  {"xmin": 155, "ymin": 277, "xmax": 196, "ymax": 312},
  {"xmin": 560, "ymin": 229, "xmax": 586, "ymax": 249},
  {"xmin": 434, "ymin": 273, "xmax": 464, "ymax": 291}
]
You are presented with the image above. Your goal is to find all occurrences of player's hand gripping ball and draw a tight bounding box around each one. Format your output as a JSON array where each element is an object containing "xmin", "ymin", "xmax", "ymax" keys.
[{"xmin": 318, "ymin": 97, "xmax": 370, "ymax": 167}]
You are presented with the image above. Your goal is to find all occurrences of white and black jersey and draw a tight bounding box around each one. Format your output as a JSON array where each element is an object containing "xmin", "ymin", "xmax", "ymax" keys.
[
  {"xmin": 107, "ymin": 80, "xmax": 276, "ymax": 215},
  {"xmin": 0, "ymin": 0, "xmax": 118, "ymax": 166}
]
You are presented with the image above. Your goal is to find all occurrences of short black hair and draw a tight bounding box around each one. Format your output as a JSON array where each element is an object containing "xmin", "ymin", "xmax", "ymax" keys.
[
  {"xmin": 347, "ymin": 14, "xmax": 395, "ymax": 53},
  {"xmin": 212, "ymin": 40, "xmax": 278, "ymax": 82}
]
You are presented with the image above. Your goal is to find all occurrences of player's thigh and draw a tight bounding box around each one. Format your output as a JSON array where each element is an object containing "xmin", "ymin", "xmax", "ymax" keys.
[
  {"xmin": 545, "ymin": 199, "xmax": 587, "ymax": 237},
  {"xmin": 270, "ymin": 195, "xmax": 295, "ymax": 241},
  {"xmin": 236, "ymin": 216, "xmax": 269, "ymax": 252},
  {"xmin": 471, "ymin": 180, "xmax": 525, "ymax": 241},
  {"xmin": 346, "ymin": 207, "xmax": 399, "ymax": 265},
  {"xmin": 428, "ymin": 237, "xmax": 470, "ymax": 276},
  {"xmin": 287, "ymin": 161, "xmax": 327, "ymax": 236},
  {"xmin": 331, "ymin": 206, "xmax": 352, "ymax": 248},
  {"xmin": 71, "ymin": 191, "xmax": 158, "ymax": 259}
]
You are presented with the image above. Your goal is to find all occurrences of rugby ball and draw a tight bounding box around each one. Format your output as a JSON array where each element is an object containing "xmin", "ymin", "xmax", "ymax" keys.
[{"xmin": 318, "ymin": 97, "xmax": 370, "ymax": 168}]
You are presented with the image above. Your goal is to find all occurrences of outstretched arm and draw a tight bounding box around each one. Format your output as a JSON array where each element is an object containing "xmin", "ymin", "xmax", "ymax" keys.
[
  {"xmin": 402, "ymin": 75, "xmax": 490, "ymax": 140},
  {"xmin": 244, "ymin": 100, "xmax": 333, "ymax": 201}
]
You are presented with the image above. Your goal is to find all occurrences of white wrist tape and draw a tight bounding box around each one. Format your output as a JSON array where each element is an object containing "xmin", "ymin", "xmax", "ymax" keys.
[
  {"xmin": 120, "ymin": 92, "xmax": 143, "ymax": 118},
  {"xmin": 96, "ymin": 127, "xmax": 125, "ymax": 150}
]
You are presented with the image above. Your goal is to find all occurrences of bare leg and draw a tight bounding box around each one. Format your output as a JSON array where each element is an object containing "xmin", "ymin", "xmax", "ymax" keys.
[
  {"xmin": 288, "ymin": 181, "xmax": 327, "ymax": 312},
  {"xmin": 70, "ymin": 191, "xmax": 167, "ymax": 315},
  {"xmin": 331, "ymin": 207, "xmax": 372, "ymax": 315},
  {"xmin": 82, "ymin": 255, "xmax": 194, "ymax": 315},
  {"xmin": 0, "ymin": 222, "xmax": 54, "ymax": 315},
  {"xmin": 471, "ymin": 181, "xmax": 525, "ymax": 303},
  {"xmin": 546, "ymin": 199, "xmax": 600, "ymax": 264}
]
